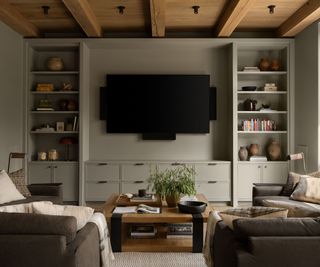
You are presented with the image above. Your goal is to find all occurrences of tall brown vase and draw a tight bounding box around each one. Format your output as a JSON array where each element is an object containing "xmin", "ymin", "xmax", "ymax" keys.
[{"xmin": 166, "ymin": 194, "xmax": 180, "ymax": 207}]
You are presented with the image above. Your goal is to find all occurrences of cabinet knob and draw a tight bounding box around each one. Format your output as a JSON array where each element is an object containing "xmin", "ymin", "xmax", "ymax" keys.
[
  {"xmin": 133, "ymin": 181, "xmax": 144, "ymax": 184},
  {"xmin": 97, "ymin": 181, "xmax": 107, "ymax": 184},
  {"xmin": 264, "ymin": 165, "xmax": 267, "ymax": 168},
  {"xmin": 53, "ymin": 166, "xmax": 58, "ymax": 168},
  {"xmin": 208, "ymin": 181, "xmax": 217, "ymax": 184},
  {"xmin": 98, "ymin": 163, "xmax": 108, "ymax": 166},
  {"xmin": 258, "ymin": 166, "xmax": 261, "ymax": 168}
]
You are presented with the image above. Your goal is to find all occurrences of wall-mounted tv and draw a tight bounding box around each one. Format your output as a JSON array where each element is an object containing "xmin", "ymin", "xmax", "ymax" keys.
[{"xmin": 100, "ymin": 74, "xmax": 216, "ymax": 139}]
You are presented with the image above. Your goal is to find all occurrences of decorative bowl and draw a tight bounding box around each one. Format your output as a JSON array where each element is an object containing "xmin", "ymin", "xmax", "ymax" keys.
[
  {"xmin": 178, "ymin": 201, "xmax": 207, "ymax": 214},
  {"xmin": 242, "ymin": 86, "xmax": 257, "ymax": 91}
]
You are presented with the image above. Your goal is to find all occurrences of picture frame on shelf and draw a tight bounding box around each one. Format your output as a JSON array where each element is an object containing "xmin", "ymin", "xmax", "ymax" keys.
[{"xmin": 56, "ymin": 121, "xmax": 65, "ymax": 132}]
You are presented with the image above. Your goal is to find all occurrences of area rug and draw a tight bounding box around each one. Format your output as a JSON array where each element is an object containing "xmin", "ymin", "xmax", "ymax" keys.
[{"xmin": 110, "ymin": 252, "xmax": 207, "ymax": 267}]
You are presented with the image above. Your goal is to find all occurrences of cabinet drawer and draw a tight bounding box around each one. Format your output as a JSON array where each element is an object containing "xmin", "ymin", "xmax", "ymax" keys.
[
  {"xmin": 121, "ymin": 181, "xmax": 149, "ymax": 194},
  {"xmin": 196, "ymin": 181, "xmax": 230, "ymax": 201},
  {"xmin": 86, "ymin": 163, "xmax": 120, "ymax": 181},
  {"xmin": 86, "ymin": 181, "xmax": 120, "ymax": 201},
  {"xmin": 195, "ymin": 163, "xmax": 231, "ymax": 182},
  {"xmin": 157, "ymin": 163, "xmax": 193, "ymax": 172},
  {"xmin": 121, "ymin": 164, "xmax": 154, "ymax": 181}
]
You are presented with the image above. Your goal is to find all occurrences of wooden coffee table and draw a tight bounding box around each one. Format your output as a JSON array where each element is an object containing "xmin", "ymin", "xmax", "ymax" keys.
[{"xmin": 103, "ymin": 193, "xmax": 213, "ymax": 253}]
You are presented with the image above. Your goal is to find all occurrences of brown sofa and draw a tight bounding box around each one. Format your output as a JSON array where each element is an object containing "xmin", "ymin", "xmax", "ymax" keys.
[
  {"xmin": 252, "ymin": 183, "xmax": 320, "ymax": 217},
  {"xmin": 0, "ymin": 183, "xmax": 101, "ymax": 267},
  {"xmin": 213, "ymin": 217, "xmax": 320, "ymax": 267}
]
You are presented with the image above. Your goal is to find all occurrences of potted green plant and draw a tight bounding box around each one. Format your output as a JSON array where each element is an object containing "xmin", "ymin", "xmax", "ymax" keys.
[{"xmin": 147, "ymin": 165, "xmax": 196, "ymax": 207}]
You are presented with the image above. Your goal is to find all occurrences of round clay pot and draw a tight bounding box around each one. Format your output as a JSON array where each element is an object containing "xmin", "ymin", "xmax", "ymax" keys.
[
  {"xmin": 259, "ymin": 58, "xmax": 270, "ymax": 71},
  {"xmin": 238, "ymin": 146, "xmax": 248, "ymax": 161},
  {"xmin": 270, "ymin": 59, "xmax": 280, "ymax": 71},
  {"xmin": 67, "ymin": 99, "xmax": 77, "ymax": 111},
  {"xmin": 248, "ymin": 144, "xmax": 259, "ymax": 156},
  {"xmin": 47, "ymin": 57, "xmax": 64, "ymax": 71},
  {"xmin": 267, "ymin": 141, "xmax": 281, "ymax": 160},
  {"xmin": 166, "ymin": 194, "xmax": 180, "ymax": 207}
]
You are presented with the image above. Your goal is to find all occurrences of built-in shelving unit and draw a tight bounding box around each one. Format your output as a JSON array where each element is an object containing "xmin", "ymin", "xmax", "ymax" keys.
[
  {"xmin": 233, "ymin": 41, "xmax": 294, "ymax": 204},
  {"xmin": 25, "ymin": 42, "xmax": 81, "ymax": 203}
]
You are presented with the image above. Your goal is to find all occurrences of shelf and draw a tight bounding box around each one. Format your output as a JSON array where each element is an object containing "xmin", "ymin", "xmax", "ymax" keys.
[
  {"xmin": 31, "ymin": 71, "xmax": 79, "ymax": 75},
  {"xmin": 237, "ymin": 111, "xmax": 287, "ymax": 114},
  {"xmin": 237, "ymin": 131, "xmax": 287, "ymax": 134},
  {"xmin": 30, "ymin": 131, "xmax": 78, "ymax": 134},
  {"xmin": 31, "ymin": 91, "xmax": 79, "ymax": 95},
  {"xmin": 30, "ymin": 111, "xmax": 79, "ymax": 114},
  {"xmin": 237, "ymin": 91, "xmax": 287, "ymax": 94},
  {"xmin": 29, "ymin": 161, "xmax": 78, "ymax": 164},
  {"xmin": 237, "ymin": 71, "xmax": 287, "ymax": 75},
  {"xmin": 122, "ymin": 237, "xmax": 192, "ymax": 252}
]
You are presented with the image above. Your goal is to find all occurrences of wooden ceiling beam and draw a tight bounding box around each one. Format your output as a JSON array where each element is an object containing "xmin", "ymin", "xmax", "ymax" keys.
[
  {"xmin": 215, "ymin": 0, "xmax": 256, "ymax": 37},
  {"xmin": 150, "ymin": 0, "xmax": 166, "ymax": 37},
  {"xmin": 62, "ymin": 0, "xmax": 102, "ymax": 37},
  {"xmin": 277, "ymin": 0, "xmax": 320, "ymax": 37},
  {"xmin": 0, "ymin": 0, "xmax": 39, "ymax": 37}
]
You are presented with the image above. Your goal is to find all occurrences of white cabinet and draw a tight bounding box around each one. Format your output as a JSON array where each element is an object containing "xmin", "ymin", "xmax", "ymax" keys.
[
  {"xmin": 121, "ymin": 163, "xmax": 154, "ymax": 194},
  {"xmin": 194, "ymin": 163, "xmax": 231, "ymax": 201},
  {"xmin": 29, "ymin": 162, "xmax": 78, "ymax": 201},
  {"xmin": 85, "ymin": 162, "xmax": 120, "ymax": 201},
  {"xmin": 238, "ymin": 162, "xmax": 288, "ymax": 201}
]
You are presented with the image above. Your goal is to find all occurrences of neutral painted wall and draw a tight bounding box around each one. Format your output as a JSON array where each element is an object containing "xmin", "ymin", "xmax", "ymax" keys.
[
  {"xmin": 88, "ymin": 40, "xmax": 231, "ymax": 161},
  {"xmin": 295, "ymin": 22, "xmax": 320, "ymax": 172},
  {"xmin": 0, "ymin": 22, "xmax": 23, "ymax": 170}
]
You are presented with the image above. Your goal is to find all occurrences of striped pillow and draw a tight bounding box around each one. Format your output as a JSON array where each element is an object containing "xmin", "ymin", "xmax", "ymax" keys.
[{"xmin": 8, "ymin": 169, "xmax": 31, "ymax": 197}]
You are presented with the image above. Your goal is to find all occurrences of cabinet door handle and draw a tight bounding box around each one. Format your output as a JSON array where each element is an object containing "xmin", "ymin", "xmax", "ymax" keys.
[
  {"xmin": 97, "ymin": 181, "xmax": 107, "ymax": 184},
  {"xmin": 264, "ymin": 165, "xmax": 267, "ymax": 168},
  {"xmin": 258, "ymin": 166, "xmax": 261, "ymax": 168},
  {"xmin": 171, "ymin": 162, "xmax": 184, "ymax": 166},
  {"xmin": 47, "ymin": 166, "xmax": 51, "ymax": 169},
  {"xmin": 208, "ymin": 181, "xmax": 217, "ymax": 184},
  {"xmin": 134, "ymin": 181, "xmax": 144, "ymax": 184},
  {"xmin": 134, "ymin": 163, "xmax": 144, "ymax": 166},
  {"xmin": 98, "ymin": 163, "xmax": 108, "ymax": 166},
  {"xmin": 208, "ymin": 163, "xmax": 217, "ymax": 166},
  {"xmin": 53, "ymin": 166, "xmax": 58, "ymax": 168}
]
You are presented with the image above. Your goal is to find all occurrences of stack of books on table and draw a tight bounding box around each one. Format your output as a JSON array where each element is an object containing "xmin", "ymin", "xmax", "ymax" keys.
[
  {"xmin": 130, "ymin": 225, "xmax": 157, "ymax": 239},
  {"xmin": 130, "ymin": 193, "xmax": 155, "ymax": 203}
]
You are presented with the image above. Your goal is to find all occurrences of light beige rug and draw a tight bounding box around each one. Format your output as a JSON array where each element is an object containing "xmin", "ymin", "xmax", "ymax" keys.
[{"xmin": 109, "ymin": 252, "xmax": 207, "ymax": 267}]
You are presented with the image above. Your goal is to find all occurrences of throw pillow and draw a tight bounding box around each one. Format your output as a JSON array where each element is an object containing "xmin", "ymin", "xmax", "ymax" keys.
[
  {"xmin": 8, "ymin": 169, "xmax": 31, "ymax": 197},
  {"xmin": 219, "ymin": 206, "xmax": 288, "ymax": 229},
  {"xmin": 290, "ymin": 176, "xmax": 320, "ymax": 204},
  {"xmin": 32, "ymin": 202, "xmax": 94, "ymax": 230},
  {"xmin": 281, "ymin": 171, "xmax": 320, "ymax": 196},
  {"xmin": 0, "ymin": 170, "xmax": 25, "ymax": 204},
  {"xmin": 0, "ymin": 201, "xmax": 52, "ymax": 213}
]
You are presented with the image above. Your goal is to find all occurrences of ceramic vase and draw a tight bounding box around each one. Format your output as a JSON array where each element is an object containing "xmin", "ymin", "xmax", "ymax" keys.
[
  {"xmin": 270, "ymin": 59, "xmax": 280, "ymax": 71},
  {"xmin": 238, "ymin": 146, "xmax": 248, "ymax": 161},
  {"xmin": 248, "ymin": 144, "xmax": 259, "ymax": 156},
  {"xmin": 259, "ymin": 58, "xmax": 270, "ymax": 71},
  {"xmin": 47, "ymin": 57, "xmax": 64, "ymax": 71},
  {"xmin": 267, "ymin": 141, "xmax": 281, "ymax": 160}
]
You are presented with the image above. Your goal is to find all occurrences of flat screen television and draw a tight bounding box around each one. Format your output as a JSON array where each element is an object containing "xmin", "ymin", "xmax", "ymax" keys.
[{"xmin": 101, "ymin": 74, "xmax": 213, "ymax": 138}]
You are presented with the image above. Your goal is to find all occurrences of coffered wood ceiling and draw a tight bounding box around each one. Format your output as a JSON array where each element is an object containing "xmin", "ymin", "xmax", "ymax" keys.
[{"xmin": 0, "ymin": 0, "xmax": 319, "ymax": 38}]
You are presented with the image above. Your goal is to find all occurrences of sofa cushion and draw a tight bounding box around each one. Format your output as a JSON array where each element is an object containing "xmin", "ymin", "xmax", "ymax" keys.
[
  {"xmin": 0, "ymin": 212, "xmax": 77, "ymax": 243},
  {"xmin": 233, "ymin": 217, "xmax": 320, "ymax": 237},
  {"xmin": 282, "ymin": 171, "xmax": 320, "ymax": 196},
  {"xmin": 8, "ymin": 169, "xmax": 31, "ymax": 197},
  {"xmin": 0, "ymin": 170, "xmax": 25, "ymax": 205},
  {"xmin": 33, "ymin": 202, "xmax": 94, "ymax": 230},
  {"xmin": 0, "ymin": 195, "xmax": 61, "ymax": 207},
  {"xmin": 257, "ymin": 196, "xmax": 320, "ymax": 217},
  {"xmin": 291, "ymin": 176, "xmax": 320, "ymax": 204},
  {"xmin": 219, "ymin": 206, "xmax": 288, "ymax": 229}
]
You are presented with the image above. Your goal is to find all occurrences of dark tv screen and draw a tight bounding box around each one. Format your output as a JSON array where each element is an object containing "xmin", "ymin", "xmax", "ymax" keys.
[{"xmin": 104, "ymin": 74, "xmax": 210, "ymax": 134}]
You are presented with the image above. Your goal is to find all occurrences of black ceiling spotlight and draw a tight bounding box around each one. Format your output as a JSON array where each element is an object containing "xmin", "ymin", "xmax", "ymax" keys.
[
  {"xmin": 117, "ymin": 6, "xmax": 125, "ymax": 15},
  {"xmin": 41, "ymin": 5, "xmax": 50, "ymax": 15},
  {"xmin": 192, "ymin": 5, "xmax": 200, "ymax": 14},
  {"xmin": 268, "ymin": 5, "xmax": 276, "ymax": 14}
]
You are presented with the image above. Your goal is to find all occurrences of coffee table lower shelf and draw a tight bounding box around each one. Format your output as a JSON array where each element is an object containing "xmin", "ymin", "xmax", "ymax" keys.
[{"xmin": 122, "ymin": 237, "xmax": 193, "ymax": 252}]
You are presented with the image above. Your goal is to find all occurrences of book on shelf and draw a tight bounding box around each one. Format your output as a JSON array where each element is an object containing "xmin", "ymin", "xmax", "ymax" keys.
[
  {"xmin": 249, "ymin": 156, "xmax": 268, "ymax": 162},
  {"xmin": 167, "ymin": 223, "xmax": 193, "ymax": 237},
  {"xmin": 113, "ymin": 204, "xmax": 160, "ymax": 214},
  {"xmin": 242, "ymin": 66, "xmax": 260, "ymax": 72},
  {"xmin": 72, "ymin": 116, "xmax": 78, "ymax": 131},
  {"xmin": 36, "ymin": 107, "xmax": 54, "ymax": 111},
  {"xmin": 130, "ymin": 225, "xmax": 157, "ymax": 238}
]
